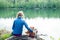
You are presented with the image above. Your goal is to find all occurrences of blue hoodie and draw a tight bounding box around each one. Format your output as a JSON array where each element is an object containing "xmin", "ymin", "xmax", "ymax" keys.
[{"xmin": 12, "ymin": 17, "xmax": 33, "ymax": 35}]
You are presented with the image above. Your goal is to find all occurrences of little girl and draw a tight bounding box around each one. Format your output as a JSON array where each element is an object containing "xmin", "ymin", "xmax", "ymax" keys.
[{"xmin": 5, "ymin": 11, "xmax": 33, "ymax": 40}]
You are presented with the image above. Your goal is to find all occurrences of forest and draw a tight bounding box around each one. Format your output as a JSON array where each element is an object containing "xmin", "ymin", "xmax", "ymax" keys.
[{"xmin": 0, "ymin": 0, "xmax": 60, "ymax": 8}]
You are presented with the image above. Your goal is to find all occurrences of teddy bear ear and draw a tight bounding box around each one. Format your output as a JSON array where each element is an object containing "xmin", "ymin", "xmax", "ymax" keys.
[
  {"xmin": 30, "ymin": 26, "xmax": 34, "ymax": 29},
  {"xmin": 25, "ymin": 31, "xmax": 30, "ymax": 34}
]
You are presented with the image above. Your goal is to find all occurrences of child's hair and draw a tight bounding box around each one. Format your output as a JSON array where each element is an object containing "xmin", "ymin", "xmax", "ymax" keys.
[{"xmin": 16, "ymin": 11, "xmax": 24, "ymax": 18}]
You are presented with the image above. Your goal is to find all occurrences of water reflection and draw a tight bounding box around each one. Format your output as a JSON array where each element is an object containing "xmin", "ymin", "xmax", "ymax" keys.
[
  {"xmin": 0, "ymin": 17, "xmax": 60, "ymax": 40},
  {"xmin": 0, "ymin": 8, "xmax": 60, "ymax": 18}
]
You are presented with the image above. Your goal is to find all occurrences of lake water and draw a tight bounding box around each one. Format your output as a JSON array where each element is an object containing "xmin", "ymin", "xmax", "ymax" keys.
[{"xmin": 0, "ymin": 8, "xmax": 60, "ymax": 40}]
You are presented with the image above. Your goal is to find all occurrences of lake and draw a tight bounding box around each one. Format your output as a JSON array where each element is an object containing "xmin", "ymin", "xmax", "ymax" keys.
[{"xmin": 0, "ymin": 8, "xmax": 60, "ymax": 40}]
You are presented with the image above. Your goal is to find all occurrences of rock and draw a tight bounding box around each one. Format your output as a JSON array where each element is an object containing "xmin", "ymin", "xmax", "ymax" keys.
[{"xmin": 5, "ymin": 35, "xmax": 44, "ymax": 40}]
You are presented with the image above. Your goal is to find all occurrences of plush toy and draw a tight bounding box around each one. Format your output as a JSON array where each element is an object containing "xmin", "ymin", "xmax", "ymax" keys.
[{"xmin": 25, "ymin": 26, "xmax": 38, "ymax": 38}]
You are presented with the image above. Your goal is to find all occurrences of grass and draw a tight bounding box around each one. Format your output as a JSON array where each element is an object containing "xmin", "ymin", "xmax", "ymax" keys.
[
  {"xmin": 1, "ymin": 33, "xmax": 11, "ymax": 40},
  {"xmin": 50, "ymin": 36, "xmax": 55, "ymax": 40},
  {"xmin": 50, "ymin": 36, "xmax": 60, "ymax": 40},
  {"xmin": 0, "ymin": 29, "xmax": 11, "ymax": 40},
  {"xmin": 58, "ymin": 38, "xmax": 60, "ymax": 40}
]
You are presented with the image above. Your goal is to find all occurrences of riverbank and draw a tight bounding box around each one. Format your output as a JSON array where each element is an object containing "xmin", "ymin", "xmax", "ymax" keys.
[{"xmin": 0, "ymin": 18, "xmax": 60, "ymax": 40}]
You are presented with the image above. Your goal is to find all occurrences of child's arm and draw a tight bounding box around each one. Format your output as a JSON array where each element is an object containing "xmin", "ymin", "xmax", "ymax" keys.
[{"xmin": 23, "ymin": 21, "xmax": 33, "ymax": 32}]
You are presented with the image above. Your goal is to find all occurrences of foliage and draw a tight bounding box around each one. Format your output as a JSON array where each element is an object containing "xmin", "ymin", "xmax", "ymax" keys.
[
  {"xmin": 0, "ymin": 29, "xmax": 11, "ymax": 40},
  {"xmin": 1, "ymin": 33, "xmax": 11, "ymax": 40},
  {"xmin": 58, "ymin": 38, "xmax": 60, "ymax": 40},
  {"xmin": 0, "ymin": 0, "xmax": 60, "ymax": 8},
  {"xmin": 50, "ymin": 36, "xmax": 54, "ymax": 40}
]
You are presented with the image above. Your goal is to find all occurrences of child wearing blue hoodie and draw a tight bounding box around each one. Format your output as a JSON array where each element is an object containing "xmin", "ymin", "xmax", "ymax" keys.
[
  {"xmin": 12, "ymin": 11, "xmax": 33, "ymax": 36},
  {"xmin": 5, "ymin": 11, "xmax": 33, "ymax": 40}
]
